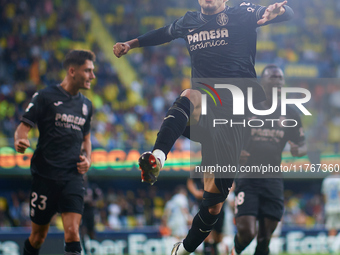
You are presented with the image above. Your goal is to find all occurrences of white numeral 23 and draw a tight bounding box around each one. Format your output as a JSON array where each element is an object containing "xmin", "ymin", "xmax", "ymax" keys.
[{"xmin": 31, "ymin": 192, "xmax": 47, "ymax": 210}]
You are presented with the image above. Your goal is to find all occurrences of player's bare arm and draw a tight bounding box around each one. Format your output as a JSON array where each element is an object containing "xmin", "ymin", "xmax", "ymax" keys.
[
  {"xmin": 113, "ymin": 38, "xmax": 139, "ymax": 58},
  {"xmin": 288, "ymin": 141, "xmax": 307, "ymax": 157},
  {"xmin": 77, "ymin": 133, "xmax": 92, "ymax": 174},
  {"xmin": 257, "ymin": 0, "xmax": 288, "ymax": 25},
  {"xmin": 14, "ymin": 122, "xmax": 31, "ymax": 154}
]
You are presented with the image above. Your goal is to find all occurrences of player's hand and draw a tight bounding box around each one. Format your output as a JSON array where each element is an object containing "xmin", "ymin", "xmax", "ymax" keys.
[
  {"xmin": 14, "ymin": 139, "xmax": 30, "ymax": 154},
  {"xmin": 239, "ymin": 150, "xmax": 250, "ymax": 165},
  {"xmin": 288, "ymin": 141, "xmax": 299, "ymax": 157},
  {"xmin": 77, "ymin": 155, "xmax": 91, "ymax": 174},
  {"xmin": 113, "ymin": 42, "xmax": 130, "ymax": 58},
  {"xmin": 257, "ymin": 0, "xmax": 287, "ymax": 25}
]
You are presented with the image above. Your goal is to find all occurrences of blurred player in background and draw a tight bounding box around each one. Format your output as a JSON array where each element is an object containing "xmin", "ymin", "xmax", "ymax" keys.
[
  {"xmin": 113, "ymin": 1, "xmax": 293, "ymax": 254},
  {"xmin": 223, "ymin": 184, "xmax": 236, "ymax": 255},
  {"xmin": 231, "ymin": 65, "xmax": 307, "ymax": 255},
  {"xmin": 321, "ymin": 171, "xmax": 340, "ymax": 253},
  {"xmin": 14, "ymin": 50, "xmax": 95, "ymax": 255},
  {"xmin": 162, "ymin": 186, "xmax": 192, "ymax": 240}
]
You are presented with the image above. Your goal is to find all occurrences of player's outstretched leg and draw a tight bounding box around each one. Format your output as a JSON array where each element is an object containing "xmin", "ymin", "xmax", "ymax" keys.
[
  {"xmin": 171, "ymin": 201, "xmax": 224, "ymax": 255},
  {"xmin": 138, "ymin": 89, "xmax": 201, "ymax": 184}
]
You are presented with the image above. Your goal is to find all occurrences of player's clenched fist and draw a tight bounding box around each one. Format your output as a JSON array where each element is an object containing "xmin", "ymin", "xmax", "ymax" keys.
[
  {"xmin": 77, "ymin": 155, "xmax": 91, "ymax": 174},
  {"xmin": 14, "ymin": 139, "xmax": 30, "ymax": 154},
  {"xmin": 113, "ymin": 42, "xmax": 130, "ymax": 58}
]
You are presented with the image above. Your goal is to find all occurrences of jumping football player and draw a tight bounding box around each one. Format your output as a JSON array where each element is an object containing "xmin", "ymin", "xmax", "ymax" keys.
[{"xmin": 113, "ymin": 1, "xmax": 294, "ymax": 254}]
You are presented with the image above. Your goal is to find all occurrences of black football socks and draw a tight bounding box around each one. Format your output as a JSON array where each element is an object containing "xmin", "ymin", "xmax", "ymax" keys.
[
  {"xmin": 153, "ymin": 96, "xmax": 194, "ymax": 156},
  {"xmin": 23, "ymin": 239, "xmax": 40, "ymax": 255},
  {"xmin": 183, "ymin": 205, "xmax": 220, "ymax": 253},
  {"xmin": 64, "ymin": 241, "xmax": 81, "ymax": 255}
]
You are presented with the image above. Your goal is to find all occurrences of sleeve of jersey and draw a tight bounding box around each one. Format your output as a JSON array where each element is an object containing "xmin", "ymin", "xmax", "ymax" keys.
[
  {"xmin": 21, "ymin": 92, "xmax": 43, "ymax": 127},
  {"xmin": 238, "ymin": 3, "xmax": 293, "ymax": 26},
  {"xmin": 137, "ymin": 17, "xmax": 186, "ymax": 47},
  {"xmin": 83, "ymin": 102, "xmax": 93, "ymax": 135},
  {"xmin": 137, "ymin": 26, "xmax": 174, "ymax": 47}
]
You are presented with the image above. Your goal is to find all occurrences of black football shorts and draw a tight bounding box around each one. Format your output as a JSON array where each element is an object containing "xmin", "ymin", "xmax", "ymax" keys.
[
  {"xmin": 29, "ymin": 175, "xmax": 85, "ymax": 225},
  {"xmin": 234, "ymin": 178, "xmax": 284, "ymax": 221},
  {"xmin": 189, "ymin": 100, "xmax": 244, "ymax": 199},
  {"xmin": 188, "ymin": 78, "xmax": 265, "ymax": 201}
]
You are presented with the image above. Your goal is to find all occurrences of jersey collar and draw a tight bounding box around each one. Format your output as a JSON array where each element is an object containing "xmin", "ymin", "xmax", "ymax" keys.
[
  {"xmin": 200, "ymin": 6, "xmax": 229, "ymax": 23},
  {"xmin": 57, "ymin": 84, "xmax": 80, "ymax": 99}
]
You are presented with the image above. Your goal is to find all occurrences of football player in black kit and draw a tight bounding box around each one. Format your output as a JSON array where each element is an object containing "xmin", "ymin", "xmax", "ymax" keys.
[
  {"xmin": 113, "ymin": 1, "xmax": 294, "ymax": 254},
  {"xmin": 231, "ymin": 64, "xmax": 307, "ymax": 255},
  {"xmin": 14, "ymin": 50, "xmax": 95, "ymax": 255}
]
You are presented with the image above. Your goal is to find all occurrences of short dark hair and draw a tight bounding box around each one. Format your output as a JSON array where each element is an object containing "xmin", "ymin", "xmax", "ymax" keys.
[
  {"xmin": 261, "ymin": 64, "xmax": 280, "ymax": 78},
  {"xmin": 63, "ymin": 50, "xmax": 96, "ymax": 69}
]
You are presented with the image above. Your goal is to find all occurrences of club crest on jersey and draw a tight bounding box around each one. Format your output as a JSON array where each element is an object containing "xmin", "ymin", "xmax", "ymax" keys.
[
  {"xmin": 82, "ymin": 104, "xmax": 88, "ymax": 116},
  {"xmin": 216, "ymin": 13, "xmax": 228, "ymax": 26}
]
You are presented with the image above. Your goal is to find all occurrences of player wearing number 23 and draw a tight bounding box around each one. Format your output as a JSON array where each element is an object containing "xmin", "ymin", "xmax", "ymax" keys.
[{"xmin": 14, "ymin": 50, "xmax": 95, "ymax": 255}]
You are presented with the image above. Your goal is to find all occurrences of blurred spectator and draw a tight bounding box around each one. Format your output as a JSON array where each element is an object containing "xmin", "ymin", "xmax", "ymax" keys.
[
  {"xmin": 321, "ymin": 172, "xmax": 340, "ymax": 237},
  {"xmin": 162, "ymin": 186, "xmax": 192, "ymax": 240}
]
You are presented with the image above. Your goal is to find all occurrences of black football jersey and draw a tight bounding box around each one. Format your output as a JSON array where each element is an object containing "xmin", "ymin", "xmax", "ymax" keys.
[
  {"xmin": 243, "ymin": 104, "xmax": 305, "ymax": 169},
  {"xmin": 22, "ymin": 85, "xmax": 93, "ymax": 181},
  {"xmin": 168, "ymin": 3, "xmax": 284, "ymax": 78}
]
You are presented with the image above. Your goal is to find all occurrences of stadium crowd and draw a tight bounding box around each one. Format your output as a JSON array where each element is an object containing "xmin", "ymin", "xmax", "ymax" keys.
[
  {"xmin": 0, "ymin": 182, "xmax": 326, "ymax": 231},
  {"xmin": 1, "ymin": 0, "xmax": 340, "ymax": 152},
  {"xmin": 0, "ymin": 0, "xmax": 339, "ymax": 233}
]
